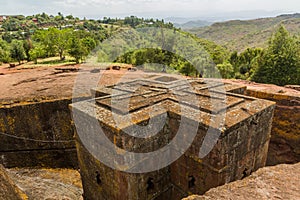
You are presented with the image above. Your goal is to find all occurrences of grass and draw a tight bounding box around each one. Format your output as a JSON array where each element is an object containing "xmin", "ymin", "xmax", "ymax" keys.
[
  {"xmin": 20, "ymin": 56, "xmax": 77, "ymax": 69},
  {"xmin": 140, "ymin": 63, "xmax": 179, "ymax": 74}
]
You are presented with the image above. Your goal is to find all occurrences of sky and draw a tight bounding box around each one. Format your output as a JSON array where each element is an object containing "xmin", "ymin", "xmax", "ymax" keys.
[{"xmin": 0, "ymin": 0, "xmax": 299, "ymax": 21}]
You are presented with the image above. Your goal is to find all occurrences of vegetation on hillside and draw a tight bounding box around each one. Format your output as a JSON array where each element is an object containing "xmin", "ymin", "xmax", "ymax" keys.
[
  {"xmin": 0, "ymin": 13, "xmax": 174, "ymax": 64},
  {"xmin": 0, "ymin": 13, "xmax": 228, "ymax": 78},
  {"xmin": 252, "ymin": 26, "xmax": 300, "ymax": 86},
  {"xmin": 0, "ymin": 13, "xmax": 299, "ymax": 86},
  {"xmin": 187, "ymin": 13, "xmax": 300, "ymax": 52},
  {"xmin": 95, "ymin": 28, "xmax": 229, "ymax": 77},
  {"xmin": 173, "ymin": 20, "xmax": 212, "ymax": 29}
]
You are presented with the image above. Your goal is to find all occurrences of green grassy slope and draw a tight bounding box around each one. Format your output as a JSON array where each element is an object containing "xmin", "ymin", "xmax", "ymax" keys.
[{"xmin": 187, "ymin": 13, "xmax": 300, "ymax": 52}]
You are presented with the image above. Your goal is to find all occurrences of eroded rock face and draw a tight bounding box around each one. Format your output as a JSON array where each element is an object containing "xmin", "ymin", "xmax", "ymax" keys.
[
  {"xmin": 0, "ymin": 66, "xmax": 177, "ymax": 169},
  {"xmin": 0, "ymin": 165, "xmax": 28, "ymax": 200},
  {"xmin": 223, "ymin": 79, "xmax": 300, "ymax": 166},
  {"xmin": 0, "ymin": 99, "xmax": 78, "ymax": 168},
  {"xmin": 182, "ymin": 162, "xmax": 300, "ymax": 200},
  {"xmin": 245, "ymin": 87, "xmax": 300, "ymax": 166},
  {"xmin": 6, "ymin": 168, "xmax": 83, "ymax": 200}
]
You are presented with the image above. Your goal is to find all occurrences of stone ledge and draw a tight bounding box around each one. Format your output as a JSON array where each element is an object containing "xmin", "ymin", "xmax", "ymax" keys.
[
  {"xmin": 0, "ymin": 164, "xmax": 28, "ymax": 200},
  {"xmin": 182, "ymin": 162, "xmax": 300, "ymax": 200}
]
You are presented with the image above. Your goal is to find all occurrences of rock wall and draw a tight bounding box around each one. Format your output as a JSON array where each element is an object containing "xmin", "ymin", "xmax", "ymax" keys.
[
  {"xmin": 0, "ymin": 164, "xmax": 28, "ymax": 200},
  {"xmin": 0, "ymin": 99, "xmax": 78, "ymax": 168},
  {"xmin": 245, "ymin": 90, "xmax": 300, "ymax": 166},
  {"xmin": 223, "ymin": 80, "xmax": 300, "ymax": 166},
  {"xmin": 6, "ymin": 168, "xmax": 83, "ymax": 200},
  {"xmin": 182, "ymin": 162, "xmax": 300, "ymax": 200}
]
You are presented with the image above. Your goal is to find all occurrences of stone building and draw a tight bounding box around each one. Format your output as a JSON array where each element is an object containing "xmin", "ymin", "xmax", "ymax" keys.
[{"xmin": 71, "ymin": 77, "xmax": 275, "ymax": 200}]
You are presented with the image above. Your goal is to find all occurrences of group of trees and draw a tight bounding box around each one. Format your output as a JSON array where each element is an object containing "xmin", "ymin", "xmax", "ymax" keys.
[
  {"xmin": 0, "ymin": 14, "xmax": 173, "ymax": 42},
  {"xmin": 228, "ymin": 48, "xmax": 263, "ymax": 79},
  {"xmin": 252, "ymin": 26, "xmax": 300, "ymax": 85},
  {"xmin": 107, "ymin": 29, "xmax": 229, "ymax": 77},
  {"xmin": 112, "ymin": 25, "xmax": 299, "ymax": 85},
  {"xmin": 1, "ymin": 13, "xmax": 299, "ymax": 86},
  {"xmin": 0, "ymin": 13, "xmax": 179, "ymax": 65},
  {"xmin": 181, "ymin": 25, "xmax": 299, "ymax": 86},
  {"xmin": 0, "ymin": 28, "xmax": 97, "ymax": 64},
  {"xmin": 0, "ymin": 39, "xmax": 26, "ymax": 64},
  {"xmin": 226, "ymin": 25, "xmax": 300, "ymax": 86}
]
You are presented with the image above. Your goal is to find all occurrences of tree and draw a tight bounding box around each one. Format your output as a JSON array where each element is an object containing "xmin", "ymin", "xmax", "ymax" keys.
[
  {"xmin": 66, "ymin": 15, "xmax": 74, "ymax": 20},
  {"xmin": 0, "ymin": 39, "xmax": 11, "ymax": 63},
  {"xmin": 29, "ymin": 43, "xmax": 46, "ymax": 64},
  {"xmin": 33, "ymin": 29, "xmax": 56, "ymax": 57},
  {"xmin": 68, "ymin": 32, "xmax": 97, "ymax": 63},
  {"xmin": 81, "ymin": 37, "xmax": 97, "ymax": 52},
  {"xmin": 252, "ymin": 25, "xmax": 300, "ymax": 86},
  {"xmin": 124, "ymin": 16, "xmax": 141, "ymax": 28},
  {"xmin": 23, "ymin": 38, "xmax": 33, "ymax": 61},
  {"xmin": 230, "ymin": 51, "xmax": 239, "ymax": 72},
  {"xmin": 10, "ymin": 40, "xmax": 26, "ymax": 64},
  {"xmin": 217, "ymin": 62, "xmax": 234, "ymax": 79},
  {"xmin": 68, "ymin": 36, "xmax": 87, "ymax": 64},
  {"xmin": 56, "ymin": 28, "xmax": 72, "ymax": 60},
  {"xmin": 180, "ymin": 62, "xmax": 195, "ymax": 76},
  {"xmin": 33, "ymin": 28, "xmax": 72, "ymax": 60},
  {"xmin": 230, "ymin": 48, "xmax": 263, "ymax": 79}
]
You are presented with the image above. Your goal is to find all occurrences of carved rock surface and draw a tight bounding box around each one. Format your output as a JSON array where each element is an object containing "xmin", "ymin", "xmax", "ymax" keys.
[
  {"xmin": 6, "ymin": 168, "xmax": 83, "ymax": 200},
  {"xmin": 0, "ymin": 165, "xmax": 27, "ymax": 200},
  {"xmin": 223, "ymin": 79, "xmax": 300, "ymax": 166},
  {"xmin": 183, "ymin": 162, "xmax": 300, "ymax": 200},
  {"xmin": 72, "ymin": 77, "xmax": 275, "ymax": 200}
]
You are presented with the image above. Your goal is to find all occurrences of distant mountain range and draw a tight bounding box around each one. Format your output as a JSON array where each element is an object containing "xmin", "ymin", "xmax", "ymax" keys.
[
  {"xmin": 184, "ymin": 13, "xmax": 300, "ymax": 52},
  {"xmin": 173, "ymin": 20, "xmax": 212, "ymax": 29},
  {"xmin": 164, "ymin": 10, "xmax": 290, "ymax": 23}
]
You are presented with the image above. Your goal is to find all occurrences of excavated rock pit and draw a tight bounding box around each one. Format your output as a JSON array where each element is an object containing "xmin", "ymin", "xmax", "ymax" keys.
[{"xmin": 0, "ymin": 64, "xmax": 299, "ymax": 199}]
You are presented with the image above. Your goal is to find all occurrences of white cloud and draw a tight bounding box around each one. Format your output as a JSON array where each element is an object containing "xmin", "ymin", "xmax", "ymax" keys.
[{"xmin": 0, "ymin": 0, "xmax": 299, "ymax": 18}]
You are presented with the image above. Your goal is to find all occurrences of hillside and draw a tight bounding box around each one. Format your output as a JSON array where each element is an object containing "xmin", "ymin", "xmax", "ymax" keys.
[
  {"xmin": 174, "ymin": 20, "xmax": 212, "ymax": 29},
  {"xmin": 187, "ymin": 13, "xmax": 300, "ymax": 52},
  {"xmin": 0, "ymin": 13, "xmax": 230, "ymax": 78}
]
